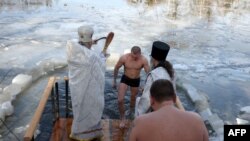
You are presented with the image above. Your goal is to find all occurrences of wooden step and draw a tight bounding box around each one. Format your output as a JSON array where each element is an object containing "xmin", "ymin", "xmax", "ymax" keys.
[{"xmin": 50, "ymin": 118, "xmax": 132, "ymax": 141}]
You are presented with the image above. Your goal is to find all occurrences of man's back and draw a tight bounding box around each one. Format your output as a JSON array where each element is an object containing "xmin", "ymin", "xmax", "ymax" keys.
[{"xmin": 132, "ymin": 105, "xmax": 208, "ymax": 141}]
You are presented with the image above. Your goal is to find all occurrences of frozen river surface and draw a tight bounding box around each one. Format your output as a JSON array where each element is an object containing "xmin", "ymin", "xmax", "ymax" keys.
[{"xmin": 0, "ymin": 0, "xmax": 250, "ymax": 140}]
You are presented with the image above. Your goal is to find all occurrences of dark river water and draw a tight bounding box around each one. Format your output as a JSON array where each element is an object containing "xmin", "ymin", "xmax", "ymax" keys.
[{"xmin": 0, "ymin": 0, "xmax": 250, "ymax": 140}]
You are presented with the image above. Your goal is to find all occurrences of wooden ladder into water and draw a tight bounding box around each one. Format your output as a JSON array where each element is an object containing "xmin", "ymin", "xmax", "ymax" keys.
[{"xmin": 23, "ymin": 76, "xmax": 185, "ymax": 141}]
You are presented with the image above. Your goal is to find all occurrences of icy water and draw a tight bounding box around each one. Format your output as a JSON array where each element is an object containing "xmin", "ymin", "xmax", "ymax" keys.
[{"xmin": 0, "ymin": 0, "xmax": 250, "ymax": 140}]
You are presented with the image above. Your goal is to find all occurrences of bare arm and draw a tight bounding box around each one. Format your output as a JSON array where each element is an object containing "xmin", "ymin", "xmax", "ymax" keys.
[
  {"xmin": 143, "ymin": 57, "xmax": 150, "ymax": 74},
  {"xmin": 113, "ymin": 56, "xmax": 124, "ymax": 87}
]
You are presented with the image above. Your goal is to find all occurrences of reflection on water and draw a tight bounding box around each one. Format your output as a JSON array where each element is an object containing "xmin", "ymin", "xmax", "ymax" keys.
[
  {"xmin": 0, "ymin": 0, "xmax": 54, "ymax": 10},
  {"xmin": 1, "ymin": 0, "xmax": 249, "ymax": 21},
  {"xmin": 127, "ymin": 0, "xmax": 166, "ymax": 5},
  {"xmin": 126, "ymin": 0, "xmax": 250, "ymax": 20}
]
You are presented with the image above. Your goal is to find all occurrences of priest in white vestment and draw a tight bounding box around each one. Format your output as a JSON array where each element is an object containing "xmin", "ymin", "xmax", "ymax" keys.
[{"xmin": 67, "ymin": 25, "xmax": 106, "ymax": 140}]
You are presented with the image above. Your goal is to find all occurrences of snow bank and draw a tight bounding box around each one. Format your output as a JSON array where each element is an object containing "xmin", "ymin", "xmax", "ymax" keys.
[
  {"xmin": 181, "ymin": 83, "xmax": 224, "ymax": 139},
  {"xmin": 0, "ymin": 58, "xmax": 67, "ymax": 127},
  {"xmin": 12, "ymin": 74, "xmax": 32, "ymax": 90},
  {"xmin": 237, "ymin": 106, "xmax": 250, "ymax": 125}
]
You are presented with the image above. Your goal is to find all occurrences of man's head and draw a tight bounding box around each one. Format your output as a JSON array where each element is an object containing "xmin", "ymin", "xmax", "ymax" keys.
[
  {"xmin": 150, "ymin": 41, "xmax": 170, "ymax": 68},
  {"xmin": 131, "ymin": 46, "xmax": 141, "ymax": 60},
  {"xmin": 78, "ymin": 25, "xmax": 94, "ymax": 48},
  {"xmin": 150, "ymin": 79, "xmax": 176, "ymax": 109}
]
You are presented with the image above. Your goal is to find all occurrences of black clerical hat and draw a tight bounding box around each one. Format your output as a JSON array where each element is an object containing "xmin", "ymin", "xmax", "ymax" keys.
[{"xmin": 151, "ymin": 41, "xmax": 170, "ymax": 61}]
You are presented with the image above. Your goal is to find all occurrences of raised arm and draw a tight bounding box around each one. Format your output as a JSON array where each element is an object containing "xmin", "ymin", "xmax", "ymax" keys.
[{"xmin": 113, "ymin": 55, "xmax": 125, "ymax": 88}]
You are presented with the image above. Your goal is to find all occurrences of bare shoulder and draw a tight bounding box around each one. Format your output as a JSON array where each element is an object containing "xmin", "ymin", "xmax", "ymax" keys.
[
  {"xmin": 185, "ymin": 111, "xmax": 204, "ymax": 122},
  {"xmin": 140, "ymin": 55, "xmax": 147, "ymax": 60},
  {"xmin": 121, "ymin": 53, "xmax": 129, "ymax": 60},
  {"xmin": 119, "ymin": 54, "xmax": 128, "ymax": 62},
  {"xmin": 134, "ymin": 113, "xmax": 154, "ymax": 126},
  {"xmin": 186, "ymin": 111, "xmax": 208, "ymax": 135},
  {"xmin": 140, "ymin": 55, "xmax": 149, "ymax": 63},
  {"xmin": 130, "ymin": 115, "xmax": 150, "ymax": 141},
  {"xmin": 134, "ymin": 115, "xmax": 144, "ymax": 124}
]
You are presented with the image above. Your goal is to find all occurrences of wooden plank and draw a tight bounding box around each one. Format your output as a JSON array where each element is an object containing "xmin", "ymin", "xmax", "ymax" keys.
[
  {"xmin": 111, "ymin": 119, "xmax": 132, "ymax": 141},
  {"xmin": 101, "ymin": 119, "xmax": 111, "ymax": 141},
  {"xmin": 24, "ymin": 77, "xmax": 56, "ymax": 141},
  {"xmin": 50, "ymin": 119, "xmax": 132, "ymax": 141},
  {"xmin": 50, "ymin": 118, "xmax": 73, "ymax": 141}
]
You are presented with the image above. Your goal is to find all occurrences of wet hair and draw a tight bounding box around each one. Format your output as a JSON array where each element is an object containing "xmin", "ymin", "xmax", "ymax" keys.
[
  {"xmin": 131, "ymin": 46, "xmax": 141, "ymax": 54},
  {"xmin": 150, "ymin": 79, "xmax": 175, "ymax": 103},
  {"xmin": 155, "ymin": 60, "xmax": 174, "ymax": 80}
]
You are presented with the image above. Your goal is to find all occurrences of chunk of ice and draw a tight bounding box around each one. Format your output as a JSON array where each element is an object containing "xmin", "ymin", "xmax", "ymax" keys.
[
  {"xmin": 12, "ymin": 74, "xmax": 32, "ymax": 90},
  {"xmin": 1, "ymin": 101, "xmax": 14, "ymax": 116},
  {"xmin": 3, "ymin": 84, "xmax": 22, "ymax": 98}
]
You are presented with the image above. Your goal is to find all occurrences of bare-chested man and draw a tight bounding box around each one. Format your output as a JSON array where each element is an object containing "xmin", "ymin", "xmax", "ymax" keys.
[
  {"xmin": 129, "ymin": 79, "xmax": 209, "ymax": 141},
  {"xmin": 113, "ymin": 46, "xmax": 150, "ymax": 128}
]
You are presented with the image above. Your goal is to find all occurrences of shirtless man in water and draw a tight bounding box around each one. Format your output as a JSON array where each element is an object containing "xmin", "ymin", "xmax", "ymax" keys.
[
  {"xmin": 113, "ymin": 46, "xmax": 150, "ymax": 128},
  {"xmin": 129, "ymin": 79, "xmax": 209, "ymax": 141}
]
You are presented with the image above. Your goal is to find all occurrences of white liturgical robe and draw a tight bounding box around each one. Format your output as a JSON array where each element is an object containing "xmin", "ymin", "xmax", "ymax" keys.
[{"xmin": 67, "ymin": 40, "xmax": 105, "ymax": 139}]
